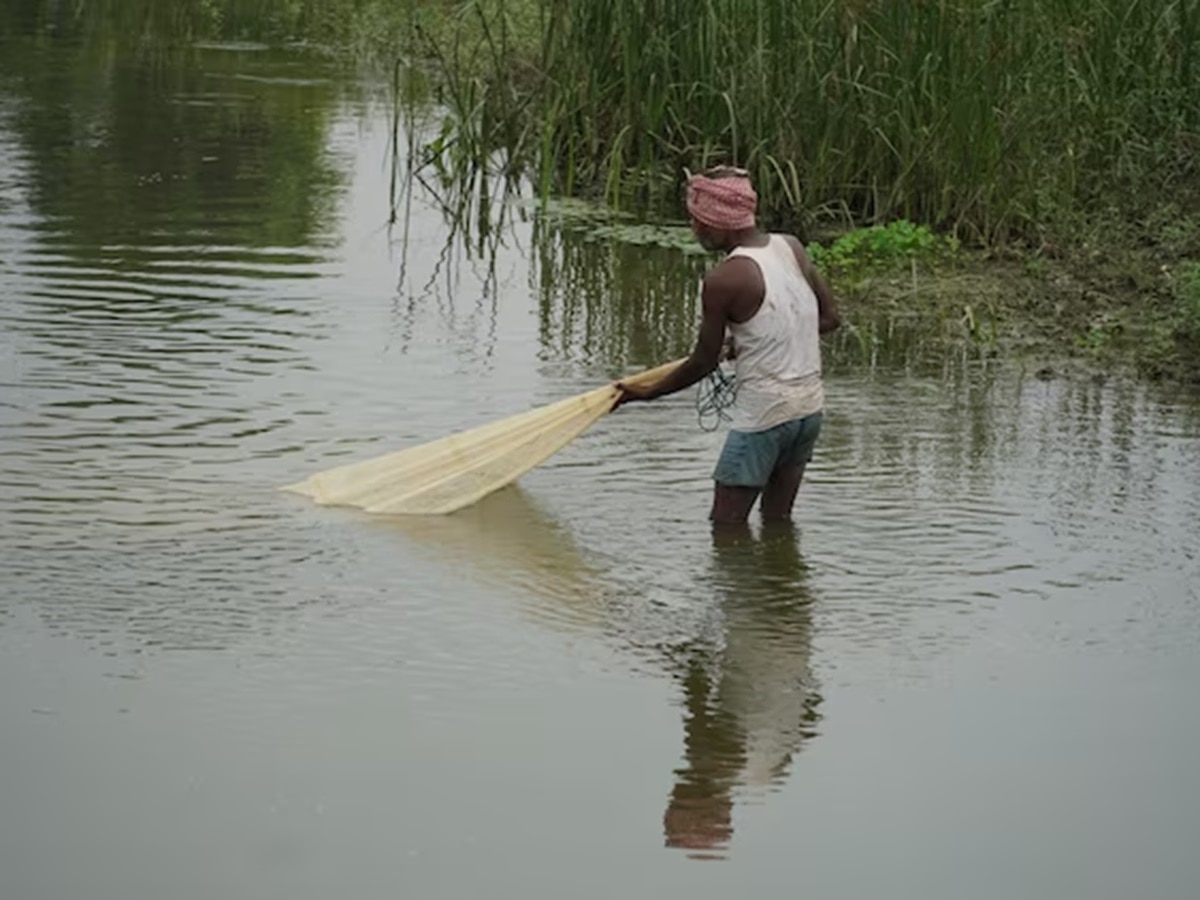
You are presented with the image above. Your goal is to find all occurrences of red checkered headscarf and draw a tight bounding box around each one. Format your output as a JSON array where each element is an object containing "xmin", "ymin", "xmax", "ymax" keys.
[{"xmin": 686, "ymin": 172, "xmax": 757, "ymax": 230}]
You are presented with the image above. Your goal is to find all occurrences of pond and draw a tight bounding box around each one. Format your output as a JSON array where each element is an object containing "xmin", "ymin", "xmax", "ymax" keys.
[{"xmin": 2, "ymin": 36, "xmax": 1199, "ymax": 900}]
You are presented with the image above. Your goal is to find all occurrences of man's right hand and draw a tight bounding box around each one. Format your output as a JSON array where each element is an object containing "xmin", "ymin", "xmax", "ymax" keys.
[{"xmin": 612, "ymin": 382, "xmax": 656, "ymax": 410}]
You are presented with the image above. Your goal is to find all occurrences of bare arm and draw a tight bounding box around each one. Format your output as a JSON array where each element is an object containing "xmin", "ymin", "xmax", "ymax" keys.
[
  {"xmin": 784, "ymin": 234, "xmax": 841, "ymax": 334},
  {"xmin": 613, "ymin": 264, "xmax": 741, "ymax": 406}
]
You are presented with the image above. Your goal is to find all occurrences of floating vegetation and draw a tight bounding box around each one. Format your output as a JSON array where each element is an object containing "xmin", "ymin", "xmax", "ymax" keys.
[
  {"xmin": 584, "ymin": 223, "xmax": 706, "ymax": 255},
  {"xmin": 514, "ymin": 196, "xmax": 636, "ymax": 227},
  {"xmin": 515, "ymin": 197, "xmax": 708, "ymax": 255}
]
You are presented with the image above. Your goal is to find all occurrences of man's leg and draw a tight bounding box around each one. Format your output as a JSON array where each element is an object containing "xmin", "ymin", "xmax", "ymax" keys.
[
  {"xmin": 710, "ymin": 429, "xmax": 766, "ymax": 525},
  {"xmin": 759, "ymin": 413, "xmax": 822, "ymax": 522},
  {"xmin": 759, "ymin": 463, "xmax": 806, "ymax": 522},
  {"xmin": 710, "ymin": 484, "xmax": 760, "ymax": 525}
]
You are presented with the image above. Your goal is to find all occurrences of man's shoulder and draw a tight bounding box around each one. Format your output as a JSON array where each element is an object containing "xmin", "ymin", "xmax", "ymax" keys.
[
  {"xmin": 775, "ymin": 232, "xmax": 805, "ymax": 252},
  {"xmin": 774, "ymin": 233, "xmax": 812, "ymax": 276},
  {"xmin": 706, "ymin": 254, "xmax": 763, "ymax": 290},
  {"xmin": 702, "ymin": 255, "xmax": 766, "ymax": 318}
]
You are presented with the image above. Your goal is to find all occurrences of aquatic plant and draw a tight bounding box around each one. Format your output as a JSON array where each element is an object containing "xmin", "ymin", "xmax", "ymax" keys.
[
  {"xmin": 807, "ymin": 221, "xmax": 953, "ymax": 279},
  {"xmin": 1176, "ymin": 262, "xmax": 1200, "ymax": 334},
  {"xmin": 38, "ymin": 0, "xmax": 1195, "ymax": 249},
  {"xmin": 414, "ymin": 0, "xmax": 1199, "ymax": 248}
]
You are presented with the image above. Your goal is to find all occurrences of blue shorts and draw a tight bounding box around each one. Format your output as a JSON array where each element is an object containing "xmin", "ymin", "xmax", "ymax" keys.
[{"xmin": 712, "ymin": 413, "xmax": 823, "ymax": 487}]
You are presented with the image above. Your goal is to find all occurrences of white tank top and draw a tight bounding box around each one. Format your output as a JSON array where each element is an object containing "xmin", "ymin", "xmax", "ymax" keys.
[{"xmin": 725, "ymin": 235, "xmax": 824, "ymax": 432}]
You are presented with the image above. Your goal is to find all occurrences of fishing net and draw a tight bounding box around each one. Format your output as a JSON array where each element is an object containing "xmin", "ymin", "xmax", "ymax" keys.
[{"xmin": 282, "ymin": 359, "xmax": 683, "ymax": 515}]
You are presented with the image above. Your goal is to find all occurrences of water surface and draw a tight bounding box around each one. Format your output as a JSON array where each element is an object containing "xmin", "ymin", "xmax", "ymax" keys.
[{"xmin": 2, "ymin": 35, "xmax": 1200, "ymax": 900}]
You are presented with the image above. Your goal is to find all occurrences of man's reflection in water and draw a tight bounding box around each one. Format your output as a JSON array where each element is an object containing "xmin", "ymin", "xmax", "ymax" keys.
[{"xmin": 664, "ymin": 522, "xmax": 821, "ymax": 858}]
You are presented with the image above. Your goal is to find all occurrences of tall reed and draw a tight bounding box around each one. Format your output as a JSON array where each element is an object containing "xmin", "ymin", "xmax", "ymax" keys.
[
  {"xmin": 528, "ymin": 0, "xmax": 1200, "ymax": 241},
  {"xmin": 69, "ymin": 0, "xmax": 1195, "ymax": 244},
  {"xmin": 526, "ymin": 0, "xmax": 1199, "ymax": 242}
]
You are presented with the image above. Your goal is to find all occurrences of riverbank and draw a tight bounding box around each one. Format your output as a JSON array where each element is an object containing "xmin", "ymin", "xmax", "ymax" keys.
[{"xmin": 822, "ymin": 209, "xmax": 1200, "ymax": 383}]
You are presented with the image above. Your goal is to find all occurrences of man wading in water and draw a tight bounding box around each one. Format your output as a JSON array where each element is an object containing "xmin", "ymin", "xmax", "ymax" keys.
[{"xmin": 614, "ymin": 167, "xmax": 841, "ymax": 525}]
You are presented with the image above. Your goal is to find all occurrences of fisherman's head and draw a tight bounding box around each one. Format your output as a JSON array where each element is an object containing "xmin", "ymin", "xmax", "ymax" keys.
[{"xmin": 686, "ymin": 166, "xmax": 758, "ymax": 251}]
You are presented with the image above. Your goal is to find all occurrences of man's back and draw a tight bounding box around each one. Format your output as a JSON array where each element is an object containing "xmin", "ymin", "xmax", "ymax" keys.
[{"xmin": 724, "ymin": 235, "xmax": 824, "ymax": 432}]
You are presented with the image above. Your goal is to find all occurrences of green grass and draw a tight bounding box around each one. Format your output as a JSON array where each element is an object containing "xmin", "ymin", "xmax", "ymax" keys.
[
  {"xmin": 552, "ymin": 0, "xmax": 1196, "ymax": 238},
  {"xmin": 807, "ymin": 220, "xmax": 953, "ymax": 280},
  {"xmin": 40, "ymin": 0, "xmax": 1197, "ymax": 249},
  {"xmin": 25, "ymin": 0, "xmax": 1199, "ymax": 377},
  {"xmin": 1175, "ymin": 261, "xmax": 1200, "ymax": 342}
]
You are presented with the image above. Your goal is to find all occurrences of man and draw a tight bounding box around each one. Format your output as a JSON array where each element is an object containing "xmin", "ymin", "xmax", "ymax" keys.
[{"xmin": 614, "ymin": 167, "xmax": 841, "ymax": 524}]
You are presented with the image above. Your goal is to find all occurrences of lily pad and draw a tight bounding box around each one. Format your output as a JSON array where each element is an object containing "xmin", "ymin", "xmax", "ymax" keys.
[{"xmin": 516, "ymin": 197, "xmax": 707, "ymax": 254}]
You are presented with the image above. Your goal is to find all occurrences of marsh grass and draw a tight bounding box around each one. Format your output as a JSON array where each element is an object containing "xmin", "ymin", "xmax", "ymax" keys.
[
  {"xmin": 1176, "ymin": 263, "xmax": 1200, "ymax": 327},
  {"xmin": 34, "ymin": 0, "xmax": 1197, "ymax": 374},
  {"xmin": 394, "ymin": 0, "xmax": 1199, "ymax": 250},
  {"xmin": 84, "ymin": 0, "xmax": 1195, "ymax": 248},
  {"xmin": 396, "ymin": 0, "xmax": 1200, "ymax": 378}
]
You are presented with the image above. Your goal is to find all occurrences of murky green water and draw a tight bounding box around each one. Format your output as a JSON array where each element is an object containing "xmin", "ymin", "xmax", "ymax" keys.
[{"xmin": 3, "ymin": 36, "xmax": 1200, "ymax": 900}]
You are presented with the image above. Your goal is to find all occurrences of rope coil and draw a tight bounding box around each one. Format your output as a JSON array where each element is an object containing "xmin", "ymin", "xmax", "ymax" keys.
[{"xmin": 696, "ymin": 366, "xmax": 737, "ymax": 432}]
